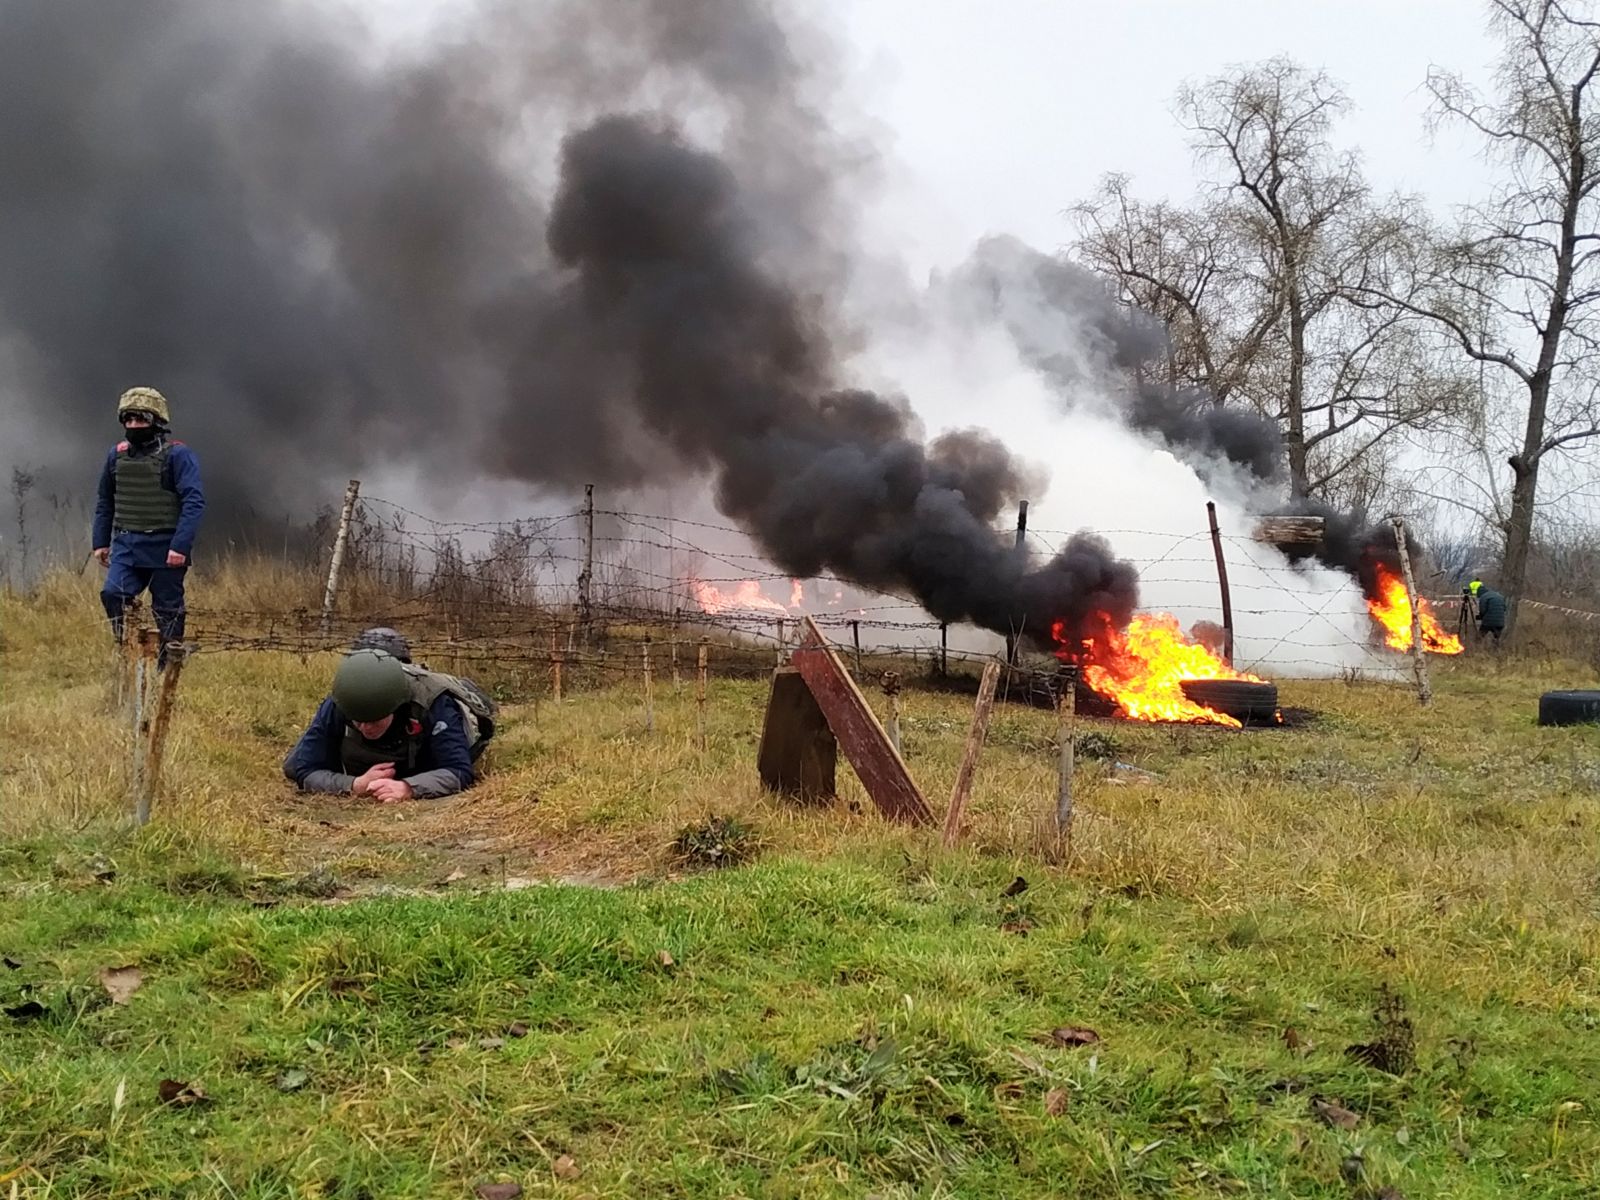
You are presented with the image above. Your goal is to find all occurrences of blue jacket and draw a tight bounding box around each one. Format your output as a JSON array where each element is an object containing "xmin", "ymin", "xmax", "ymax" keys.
[
  {"xmin": 92, "ymin": 436, "xmax": 205, "ymax": 563},
  {"xmin": 282, "ymin": 694, "xmax": 476, "ymax": 799}
]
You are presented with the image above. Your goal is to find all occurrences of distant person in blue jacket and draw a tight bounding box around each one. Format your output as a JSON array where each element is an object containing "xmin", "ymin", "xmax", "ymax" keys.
[{"xmin": 91, "ymin": 388, "xmax": 204, "ymax": 668}]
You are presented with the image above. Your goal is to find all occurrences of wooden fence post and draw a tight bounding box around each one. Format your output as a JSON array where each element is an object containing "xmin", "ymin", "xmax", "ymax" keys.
[
  {"xmin": 550, "ymin": 629, "xmax": 563, "ymax": 704},
  {"xmin": 1206, "ymin": 500, "xmax": 1235, "ymax": 666},
  {"xmin": 850, "ymin": 619, "xmax": 862, "ymax": 675},
  {"xmin": 136, "ymin": 644, "xmax": 187, "ymax": 826},
  {"xmin": 942, "ymin": 661, "xmax": 1001, "ymax": 847},
  {"xmin": 881, "ymin": 671, "xmax": 903, "ymax": 756},
  {"xmin": 671, "ymin": 608, "xmax": 682, "ymax": 688},
  {"xmin": 642, "ymin": 636, "xmax": 655, "ymax": 733},
  {"xmin": 128, "ymin": 630, "xmax": 161, "ymax": 823},
  {"xmin": 696, "ymin": 638, "xmax": 709, "ymax": 752},
  {"xmin": 1005, "ymin": 499, "xmax": 1029, "ymax": 666},
  {"xmin": 1391, "ymin": 516, "xmax": 1433, "ymax": 706},
  {"xmin": 578, "ymin": 483, "xmax": 595, "ymax": 645},
  {"xmin": 319, "ymin": 478, "xmax": 361, "ymax": 638},
  {"xmin": 1055, "ymin": 665, "xmax": 1079, "ymax": 846}
]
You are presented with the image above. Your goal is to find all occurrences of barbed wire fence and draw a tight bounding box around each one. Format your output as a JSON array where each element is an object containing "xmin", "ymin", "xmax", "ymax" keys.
[{"xmin": 129, "ymin": 483, "xmax": 1600, "ymax": 709}]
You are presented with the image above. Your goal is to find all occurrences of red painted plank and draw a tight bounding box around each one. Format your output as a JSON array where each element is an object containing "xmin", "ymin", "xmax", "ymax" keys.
[{"xmin": 790, "ymin": 617, "xmax": 934, "ymax": 826}]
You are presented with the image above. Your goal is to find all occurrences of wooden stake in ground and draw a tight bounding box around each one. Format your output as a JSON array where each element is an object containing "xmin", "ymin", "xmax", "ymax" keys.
[
  {"xmin": 850, "ymin": 619, "xmax": 862, "ymax": 675},
  {"xmin": 127, "ymin": 630, "xmax": 161, "ymax": 824},
  {"xmin": 1055, "ymin": 664, "xmax": 1079, "ymax": 845},
  {"xmin": 1004, "ymin": 499, "xmax": 1029, "ymax": 667},
  {"xmin": 775, "ymin": 617, "xmax": 787, "ymax": 666},
  {"xmin": 642, "ymin": 636, "xmax": 655, "ymax": 733},
  {"xmin": 319, "ymin": 478, "xmax": 360, "ymax": 638},
  {"xmin": 942, "ymin": 661, "xmax": 1002, "ymax": 847},
  {"xmin": 578, "ymin": 483, "xmax": 595, "ymax": 645},
  {"xmin": 136, "ymin": 643, "xmax": 187, "ymax": 827},
  {"xmin": 881, "ymin": 671, "xmax": 903, "ymax": 756},
  {"xmin": 1391, "ymin": 516, "xmax": 1433, "ymax": 707},
  {"xmin": 696, "ymin": 638, "xmax": 709, "ymax": 752},
  {"xmin": 117, "ymin": 598, "xmax": 144, "ymax": 718},
  {"xmin": 550, "ymin": 629, "xmax": 563, "ymax": 704},
  {"xmin": 670, "ymin": 608, "xmax": 681, "ymax": 688},
  {"xmin": 1206, "ymin": 500, "xmax": 1235, "ymax": 666}
]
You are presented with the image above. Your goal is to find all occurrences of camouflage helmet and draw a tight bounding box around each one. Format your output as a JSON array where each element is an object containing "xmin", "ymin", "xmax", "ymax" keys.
[
  {"xmin": 351, "ymin": 626, "xmax": 412, "ymax": 663},
  {"xmin": 118, "ymin": 387, "xmax": 170, "ymax": 425},
  {"xmin": 331, "ymin": 649, "xmax": 411, "ymax": 722}
]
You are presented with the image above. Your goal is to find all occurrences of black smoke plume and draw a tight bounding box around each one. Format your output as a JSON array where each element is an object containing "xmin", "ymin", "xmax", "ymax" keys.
[
  {"xmin": 0, "ymin": 0, "xmax": 1138, "ymax": 642},
  {"xmin": 948, "ymin": 236, "xmax": 1284, "ymax": 485}
]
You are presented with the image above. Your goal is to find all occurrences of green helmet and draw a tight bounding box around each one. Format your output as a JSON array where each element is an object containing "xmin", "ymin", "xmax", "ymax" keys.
[
  {"xmin": 118, "ymin": 386, "xmax": 170, "ymax": 425},
  {"xmin": 331, "ymin": 649, "xmax": 411, "ymax": 721}
]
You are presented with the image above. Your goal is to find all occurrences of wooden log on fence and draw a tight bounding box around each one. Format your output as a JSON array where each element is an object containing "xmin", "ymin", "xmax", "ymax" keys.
[
  {"xmin": 790, "ymin": 617, "xmax": 933, "ymax": 826},
  {"xmin": 136, "ymin": 643, "xmax": 187, "ymax": 826},
  {"xmin": 1251, "ymin": 515, "xmax": 1325, "ymax": 549},
  {"xmin": 942, "ymin": 661, "xmax": 1001, "ymax": 847},
  {"xmin": 757, "ymin": 666, "xmax": 836, "ymax": 803}
]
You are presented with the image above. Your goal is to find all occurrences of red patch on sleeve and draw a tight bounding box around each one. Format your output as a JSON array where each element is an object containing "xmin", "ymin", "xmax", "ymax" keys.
[
  {"xmin": 406, "ymin": 719, "xmax": 423, "ymax": 736},
  {"xmin": 116, "ymin": 441, "xmax": 130, "ymax": 452}
]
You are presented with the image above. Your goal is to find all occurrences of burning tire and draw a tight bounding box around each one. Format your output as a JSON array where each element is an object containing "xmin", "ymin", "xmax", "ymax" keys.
[
  {"xmin": 1537, "ymin": 690, "xmax": 1600, "ymax": 727},
  {"xmin": 1178, "ymin": 679, "xmax": 1279, "ymax": 723}
]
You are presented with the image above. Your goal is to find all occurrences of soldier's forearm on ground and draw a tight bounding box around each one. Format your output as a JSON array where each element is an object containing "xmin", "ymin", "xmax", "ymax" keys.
[
  {"xmin": 403, "ymin": 768, "xmax": 466, "ymax": 799},
  {"xmin": 297, "ymin": 769, "xmax": 358, "ymax": 794}
]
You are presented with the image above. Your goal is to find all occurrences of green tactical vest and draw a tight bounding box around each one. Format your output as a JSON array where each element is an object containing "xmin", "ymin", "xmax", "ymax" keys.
[{"xmin": 113, "ymin": 442, "xmax": 181, "ymax": 532}]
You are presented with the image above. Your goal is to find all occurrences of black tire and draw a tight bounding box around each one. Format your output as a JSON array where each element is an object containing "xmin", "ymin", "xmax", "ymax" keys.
[
  {"xmin": 1537, "ymin": 689, "xmax": 1600, "ymax": 727},
  {"xmin": 1179, "ymin": 679, "xmax": 1279, "ymax": 723}
]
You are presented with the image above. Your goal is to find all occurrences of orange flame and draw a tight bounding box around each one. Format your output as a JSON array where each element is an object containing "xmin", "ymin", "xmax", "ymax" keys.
[
  {"xmin": 790, "ymin": 579, "xmax": 805, "ymax": 609},
  {"xmin": 689, "ymin": 578, "xmax": 790, "ymax": 616},
  {"xmin": 1366, "ymin": 565, "xmax": 1463, "ymax": 654},
  {"xmin": 1054, "ymin": 612, "xmax": 1267, "ymax": 727}
]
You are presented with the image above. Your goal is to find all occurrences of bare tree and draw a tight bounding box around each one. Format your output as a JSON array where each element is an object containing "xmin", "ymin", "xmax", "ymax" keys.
[
  {"xmin": 1356, "ymin": 0, "xmax": 1600, "ymax": 636},
  {"xmin": 1071, "ymin": 60, "xmax": 1470, "ymax": 500}
]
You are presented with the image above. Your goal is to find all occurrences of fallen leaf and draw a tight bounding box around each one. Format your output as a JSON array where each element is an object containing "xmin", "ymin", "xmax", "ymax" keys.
[
  {"xmin": 478, "ymin": 1036, "xmax": 506, "ymax": 1051},
  {"xmin": 157, "ymin": 1079, "xmax": 208, "ymax": 1107},
  {"xmin": 276, "ymin": 1068, "xmax": 309, "ymax": 1092},
  {"xmin": 1312, "ymin": 1097, "xmax": 1359, "ymax": 1130},
  {"xmin": 440, "ymin": 868, "xmax": 468, "ymax": 885},
  {"xmin": 1044, "ymin": 1087, "xmax": 1069, "ymax": 1116},
  {"xmin": 2, "ymin": 956, "xmax": 20, "ymax": 970},
  {"xmin": 1283, "ymin": 1027, "xmax": 1301, "ymax": 1051},
  {"xmin": 655, "ymin": 949, "xmax": 675, "ymax": 967},
  {"xmin": 552, "ymin": 1155, "xmax": 580, "ymax": 1181},
  {"xmin": 1393, "ymin": 1126, "xmax": 1410, "ymax": 1146},
  {"xmin": 474, "ymin": 1183, "xmax": 523, "ymax": 1200},
  {"xmin": 1001, "ymin": 876, "xmax": 1029, "ymax": 897},
  {"xmin": 4, "ymin": 1000, "xmax": 45, "ymax": 1022},
  {"xmin": 999, "ymin": 921, "xmax": 1032, "ymax": 936},
  {"xmin": 98, "ymin": 965, "xmax": 144, "ymax": 1006},
  {"xmin": 1047, "ymin": 1026, "xmax": 1101, "ymax": 1048},
  {"xmin": 505, "ymin": 1021, "xmax": 529, "ymax": 1038},
  {"xmin": 445, "ymin": 1037, "xmax": 468, "ymax": 1051}
]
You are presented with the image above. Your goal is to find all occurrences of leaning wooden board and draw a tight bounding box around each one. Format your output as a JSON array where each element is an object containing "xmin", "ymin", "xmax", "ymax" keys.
[{"xmin": 789, "ymin": 616, "xmax": 934, "ymax": 826}]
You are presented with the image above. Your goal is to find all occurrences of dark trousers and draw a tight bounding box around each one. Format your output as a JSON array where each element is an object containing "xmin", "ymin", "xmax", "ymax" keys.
[{"xmin": 102, "ymin": 559, "xmax": 187, "ymax": 667}]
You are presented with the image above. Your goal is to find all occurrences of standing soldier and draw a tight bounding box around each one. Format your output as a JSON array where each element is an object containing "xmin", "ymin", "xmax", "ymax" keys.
[
  {"xmin": 92, "ymin": 388, "xmax": 205, "ymax": 667},
  {"xmin": 1465, "ymin": 578, "xmax": 1508, "ymax": 646}
]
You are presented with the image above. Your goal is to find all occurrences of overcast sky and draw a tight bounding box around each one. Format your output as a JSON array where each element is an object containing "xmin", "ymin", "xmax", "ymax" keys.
[{"xmin": 824, "ymin": 0, "xmax": 1501, "ymax": 273}]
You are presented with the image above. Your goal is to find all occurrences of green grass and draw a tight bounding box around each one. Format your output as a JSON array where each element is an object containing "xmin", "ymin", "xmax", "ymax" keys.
[{"xmin": 3, "ymin": 574, "xmax": 1600, "ymax": 1196}]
